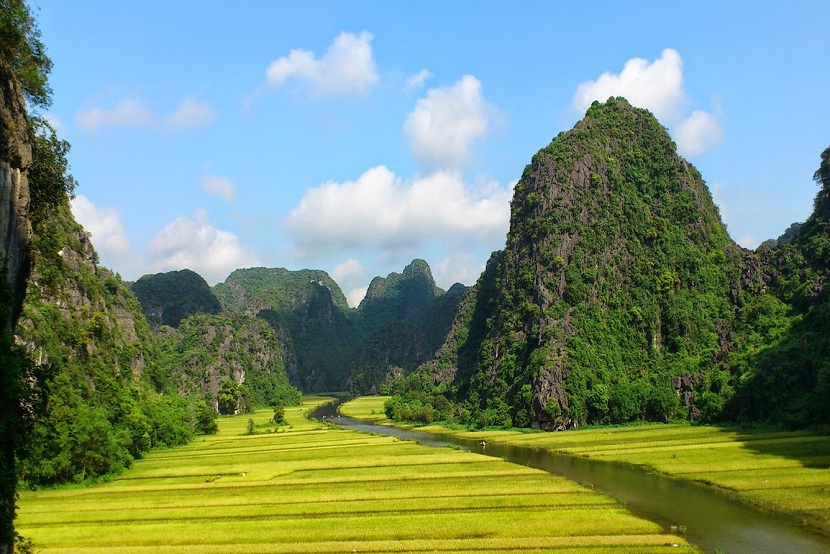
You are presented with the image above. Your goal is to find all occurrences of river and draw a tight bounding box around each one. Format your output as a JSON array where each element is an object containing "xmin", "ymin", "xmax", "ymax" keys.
[{"xmin": 313, "ymin": 400, "xmax": 830, "ymax": 554}]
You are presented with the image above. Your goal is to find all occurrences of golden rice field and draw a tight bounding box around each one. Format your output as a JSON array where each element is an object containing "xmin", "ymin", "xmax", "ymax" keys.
[
  {"xmin": 344, "ymin": 396, "xmax": 830, "ymax": 536},
  {"xmin": 16, "ymin": 396, "xmax": 694, "ymax": 553}
]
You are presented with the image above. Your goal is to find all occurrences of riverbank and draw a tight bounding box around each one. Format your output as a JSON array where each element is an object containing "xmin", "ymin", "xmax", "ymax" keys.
[
  {"xmin": 340, "ymin": 396, "xmax": 830, "ymax": 537},
  {"xmin": 17, "ymin": 396, "xmax": 693, "ymax": 553}
]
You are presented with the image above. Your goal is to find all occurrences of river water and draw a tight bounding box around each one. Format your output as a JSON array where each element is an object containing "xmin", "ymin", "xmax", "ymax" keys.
[{"xmin": 313, "ymin": 401, "xmax": 830, "ymax": 554}]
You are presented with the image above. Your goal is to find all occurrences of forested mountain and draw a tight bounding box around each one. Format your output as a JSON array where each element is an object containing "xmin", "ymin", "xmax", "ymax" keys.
[
  {"xmin": 741, "ymin": 147, "xmax": 830, "ymax": 426},
  {"xmin": 213, "ymin": 267, "xmax": 359, "ymax": 390},
  {"xmin": 131, "ymin": 269, "xmax": 221, "ymax": 328},
  {"xmin": 348, "ymin": 261, "xmax": 465, "ymax": 394},
  {"xmin": 201, "ymin": 261, "xmax": 466, "ymax": 393},
  {"xmin": 13, "ymin": 207, "xmax": 302, "ymax": 485},
  {"xmin": 386, "ymin": 98, "xmax": 829, "ymax": 431},
  {"xmin": 157, "ymin": 313, "xmax": 300, "ymax": 414},
  {"xmin": 14, "ymin": 202, "xmax": 221, "ymax": 485}
]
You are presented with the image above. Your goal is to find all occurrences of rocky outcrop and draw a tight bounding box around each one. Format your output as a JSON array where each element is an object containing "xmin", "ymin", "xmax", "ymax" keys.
[
  {"xmin": 422, "ymin": 98, "xmax": 743, "ymax": 429},
  {"xmin": 0, "ymin": 58, "xmax": 32, "ymax": 332}
]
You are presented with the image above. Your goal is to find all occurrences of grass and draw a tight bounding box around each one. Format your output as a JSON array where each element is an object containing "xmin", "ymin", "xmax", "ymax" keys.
[
  {"xmin": 350, "ymin": 397, "xmax": 830, "ymax": 536},
  {"xmin": 338, "ymin": 395, "xmax": 391, "ymax": 422},
  {"xmin": 17, "ymin": 396, "xmax": 695, "ymax": 553}
]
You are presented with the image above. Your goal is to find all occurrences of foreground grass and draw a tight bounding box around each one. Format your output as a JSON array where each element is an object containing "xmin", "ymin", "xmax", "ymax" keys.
[
  {"xmin": 348, "ymin": 397, "xmax": 830, "ymax": 535},
  {"xmin": 17, "ymin": 396, "xmax": 693, "ymax": 553}
]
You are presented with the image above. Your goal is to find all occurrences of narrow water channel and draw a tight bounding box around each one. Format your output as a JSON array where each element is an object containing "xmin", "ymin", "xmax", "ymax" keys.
[{"xmin": 313, "ymin": 401, "xmax": 830, "ymax": 554}]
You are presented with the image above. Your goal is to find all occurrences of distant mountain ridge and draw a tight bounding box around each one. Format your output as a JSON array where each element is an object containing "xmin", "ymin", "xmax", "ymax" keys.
[
  {"xmin": 131, "ymin": 260, "xmax": 467, "ymax": 393},
  {"xmin": 131, "ymin": 269, "xmax": 221, "ymax": 327}
]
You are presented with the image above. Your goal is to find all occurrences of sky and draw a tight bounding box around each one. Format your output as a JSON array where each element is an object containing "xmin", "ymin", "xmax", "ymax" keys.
[{"xmin": 31, "ymin": 1, "xmax": 829, "ymax": 307}]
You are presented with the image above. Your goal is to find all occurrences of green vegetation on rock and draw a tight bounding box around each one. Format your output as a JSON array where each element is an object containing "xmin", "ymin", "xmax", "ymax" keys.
[
  {"xmin": 131, "ymin": 269, "xmax": 221, "ymax": 328},
  {"xmin": 387, "ymin": 99, "xmax": 830, "ymax": 433},
  {"xmin": 210, "ymin": 262, "xmax": 465, "ymax": 393},
  {"xmin": 157, "ymin": 312, "xmax": 301, "ymax": 413}
]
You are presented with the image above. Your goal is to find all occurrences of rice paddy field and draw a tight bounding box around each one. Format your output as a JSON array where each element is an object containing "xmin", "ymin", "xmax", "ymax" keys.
[
  {"xmin": 343, "ymin": 397, "xmax": 830, "ymax": 536},
  {"xmin": 16, "ymin": 396, "xmax": 694, "ymax": 553}
]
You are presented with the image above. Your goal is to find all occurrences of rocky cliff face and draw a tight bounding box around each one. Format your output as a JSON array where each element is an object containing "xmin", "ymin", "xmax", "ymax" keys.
[
  {"xmin": 0, "ymin": 58, "xmax": 32, "ymax": 332},
  {"xmin": 157, "ymin": 312, "xmax": 298, "ymax": 414},
  {"xmin": 424, "ymin": 98, "xmax": 744, "ymax": 429},
  {"xmin": 15, "ymin": 205, "xmax": 155, "ymax": 380},
  {"xmin": 213, "ymin": 267, "xmax": 356, "ymax": 390},
  {"xmin": 0, "ymin": 57, "xmax": 33, "ymax": 554}
]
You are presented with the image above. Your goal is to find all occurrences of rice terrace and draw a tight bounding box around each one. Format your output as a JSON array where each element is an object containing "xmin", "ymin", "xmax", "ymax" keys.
[{"xmin": 16, "ymin": 397, "xmax": 696, "ymax": 553}]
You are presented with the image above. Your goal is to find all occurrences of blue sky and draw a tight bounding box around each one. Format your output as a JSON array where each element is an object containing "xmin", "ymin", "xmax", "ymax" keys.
[{"xmin": 33, "ymin": 1, "xmax": 829, "ymax": 306}]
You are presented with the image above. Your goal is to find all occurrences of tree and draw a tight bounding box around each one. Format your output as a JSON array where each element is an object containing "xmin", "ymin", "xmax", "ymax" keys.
[
  {"xmin": 246, "ymin": 418, "xmax": 255, "ymax": 435},
  {"xmin": 0, "ymin": 0, "xmax": 52, "ymax": 108},
  {"xmin": 217, "ymin": 380, "xmax": 240, "ymax": 415},
  {"xmin": 272, "ymin": 405, "xmax": 286, "ymax": 425},
  {"xmin": 27, "ymin": 117, "xmax": 76, "ymax": 232}
]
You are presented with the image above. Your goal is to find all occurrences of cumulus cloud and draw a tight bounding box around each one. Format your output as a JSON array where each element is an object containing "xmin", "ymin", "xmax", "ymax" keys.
[
  {"xmin": 573, "ymin": 48, "xmax": 722, "ymax": 158},
  {"xmin": 77, "ymin": 96, "xmax": 215, "ymax": 133},
  {"xmin": 403, "ymin": 75, "xmax": 497, "ymax": 171},
  {"xmin": 574, "ymin": 48, "xmax": 685, "ymax": 122},
  {"xmin": 201, "ymin": 175, "xmax": 236, "ymax": 201},
  {"xmin": 404, "ymin": 69, "xmax": 432, "ymax": 92},
  {"xmin": 147, "ymin": 211, "xmax": 260, "ymax": 284},
  {"xmin": 264, "ymin": 31, "xmax": 378, "ymax": 98},
  {"xmin": 674, "ymin": 110, "xmax": 723, "ymax": 158},
  {"xmin": 77, "ymin": 98, "xmax": 153, "ymax": 132},
  {"xmin": 70, "ymin": 195, "xmax": 141, "ymax": 275},
  {"xmin": 737, "ymin": 235, "xmax": 759, "ymax": 249},
  {"xmin": 43, "ymin": 113, "xmax": 65, "ymax": 133},
  {"xmin": 433, "ymin": 252, "xmax": 485, "ymax": 289},
  {"xmin": 285, "ymin": 165, "xmax": 512, "ymax": 258},
  {"xmin": 331, "ymin": 259, "xmax": 368, "ymax": 307},
  {"xmin": 164, "ymin": 97, "xmax": 216, "ymax": 129}
]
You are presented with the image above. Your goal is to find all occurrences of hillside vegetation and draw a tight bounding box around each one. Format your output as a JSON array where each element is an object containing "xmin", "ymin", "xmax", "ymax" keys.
[{"xmin": 386, "ymin": 99, "xmax": 829, "ymax": 432}]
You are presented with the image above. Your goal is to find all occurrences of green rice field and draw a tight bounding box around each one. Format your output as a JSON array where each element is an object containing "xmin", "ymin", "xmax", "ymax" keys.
[
  {"xmin": 344, "ymin": 397, "xmax": 830, "ymax": 536},
  {"xmin": 16, "ymin": 396, "xmax": 694, "ymax": 553}
]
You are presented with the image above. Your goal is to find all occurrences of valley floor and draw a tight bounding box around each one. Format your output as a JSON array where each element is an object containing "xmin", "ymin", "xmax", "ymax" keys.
[
  {"xmin": 341, "ymin": 396, "xmax": 830, "ymax": 537},
  {"xmin": 16, "ymin": 396, "xmax": 693, "ymax": 553}
]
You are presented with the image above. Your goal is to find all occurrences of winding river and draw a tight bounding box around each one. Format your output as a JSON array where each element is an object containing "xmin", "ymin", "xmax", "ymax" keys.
[{"xmin": 313, "ymin": 400, "xmax": 830, "ymax": 554}]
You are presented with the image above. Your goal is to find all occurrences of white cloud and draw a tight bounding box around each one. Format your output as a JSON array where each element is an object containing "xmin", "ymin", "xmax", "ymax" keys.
[
  {"xmin": 573, "ymin": 48, "xmax": 686, "ymax": 122},
  {"xmin": 404, "ymin": 69, "xmax": 432, "ymax": 92},
  {"xmin": 201, "ymin": 175, "xmax": 236, "ymax": 201},
  {"xmin": 433, "ymin": 252, "xmax": 485, "ymax": 289},
  {"xmin": 285, "ymin": 165, "xmax": 512, "ymax": 258},
  {"xmin": 573, "ymin": 48, "xmax": 722, "ymax": 158},
  {"xmin": 77, "ymin": 96, "xmax": 215, "ymax": 133},
  {"xmin": 331, "ymin": 259, "xmax": 368, "ymax": 308},
  {"xmin": 403, "ymin": 75, "xmax": 497, "ymax": 171},
  {"xmin": 164, "ymin": 97, "xmax": 216, "ymax": 129},
  {"xmin": 345, "ymin": 287, "xmax": 367, "ymax": 308},
  {"xmin": 737, "ymin": 235, "xmax": 759, "ymax": 249},
  {"xmin": 711, "ymin": 183, "xmax": 730, "ymax": 223},
  {"xmin": 332, "ymin": 258, "xmax": 364, "ymax": 283},
  {"xmin": 674, "ymin": 110, "xmax": 723, "ymax": 158},
  {"xmin": 76, "ymin": 98, "xmax": 153, "ymax": 132},
  {"xmin": 70, "ymin": 195, "xmax": 139, "ymax": 274},
  {"xmin": 43, "ymin": 113, "xmax": 65, "ymax": 133},
  {"xmin": 265, "ymin": 31, "xmax": 378, "ymax": 98},
  {"xmin": 147, "ymin": 211, "xmax": 260, "ymax": 284}
]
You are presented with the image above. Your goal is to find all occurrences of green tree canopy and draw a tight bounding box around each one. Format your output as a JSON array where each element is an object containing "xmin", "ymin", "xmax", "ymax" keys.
[{"xmin": 0, "ymin": 0, "xmax": 52, "ymax": 108}]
